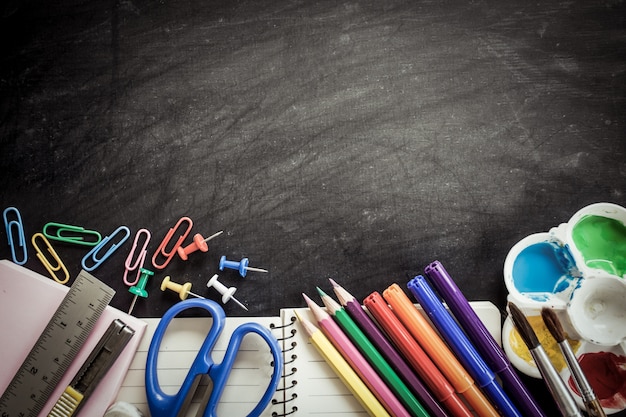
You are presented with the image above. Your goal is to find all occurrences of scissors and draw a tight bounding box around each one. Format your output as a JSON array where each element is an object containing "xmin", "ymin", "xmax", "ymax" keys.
[{"xmin": 146, "ymin": 298, "xmax": 283, "ymax": 417}]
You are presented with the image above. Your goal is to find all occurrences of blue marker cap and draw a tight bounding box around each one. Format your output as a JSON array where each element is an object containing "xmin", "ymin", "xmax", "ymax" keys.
[{"xmin": 408, "ymin": 275, "xmax": 523, "ymax": 417}]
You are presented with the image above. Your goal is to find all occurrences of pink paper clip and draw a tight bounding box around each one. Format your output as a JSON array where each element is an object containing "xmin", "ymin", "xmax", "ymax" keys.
[
  {"xmin": 123, "ymin": 228, "xmax": 151, "ymax": 286},
  {"xmin": 151, "ymin": 216, "xmax": 193, "ymax": 269}
]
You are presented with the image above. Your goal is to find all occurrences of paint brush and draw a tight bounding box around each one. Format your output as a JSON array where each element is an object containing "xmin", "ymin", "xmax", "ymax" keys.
[
  {"xmin": 507, "ymin": 302, "xmax": 583, "ymax": 417},
  {"xmin": 541, "ymin": 307, "xmax": 607, "ymax": 417}
]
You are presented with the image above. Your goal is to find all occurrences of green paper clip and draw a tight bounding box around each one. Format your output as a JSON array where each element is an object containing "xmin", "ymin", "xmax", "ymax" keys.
[{"xmin": 43, "ymin": 222, "xmax": 103, "ymax": 246}]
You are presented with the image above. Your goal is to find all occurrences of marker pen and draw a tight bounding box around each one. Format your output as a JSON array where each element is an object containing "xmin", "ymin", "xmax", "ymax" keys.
[
  {"xmin": 383, "ymin": 284, "xmax": 499, "ymax": 417},
  {"xmin": 364, "ymin": 291, "xmax": 473, "ymax": 417},
  {"xmin": 424, "ymin": 260, "xmax": 546, "ymax": 417},
  {"xmin": 407, "ymin": 275, "xmax": 523, "ymax": 417}
]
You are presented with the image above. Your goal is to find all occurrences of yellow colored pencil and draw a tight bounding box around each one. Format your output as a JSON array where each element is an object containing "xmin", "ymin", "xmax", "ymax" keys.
[{"xmin": 294, "ymin": 311, "xmax": 392, "ymax": 417}]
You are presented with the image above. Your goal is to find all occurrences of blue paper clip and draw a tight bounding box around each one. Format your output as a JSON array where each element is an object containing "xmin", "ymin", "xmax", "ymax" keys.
[
  {"xmin": 82, "ymin": 226, "xmax": 131, "ymax": 271},
  {"xmin": 151, "ymin": 217, "xmax": 193, "ymax": 270},
  {"xmin": 3, "ymin": 207, "xmax": 27, "ymax": 265},
  {"xmin": 43, "ymin": 222, "xmax": 102, "ymax": 246},
  {"xmin": 32, "ymin": 232, "xmax": 70, "ymax": 284}
]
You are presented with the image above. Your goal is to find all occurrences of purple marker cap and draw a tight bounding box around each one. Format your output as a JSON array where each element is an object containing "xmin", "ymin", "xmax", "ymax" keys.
[
  {"xmin": 343, "ymin": 298, "xmax": 448, "ymax": 417},
  {"xmin": 424, "ymin": 260, "xmax": 547, "ymax": 417}
]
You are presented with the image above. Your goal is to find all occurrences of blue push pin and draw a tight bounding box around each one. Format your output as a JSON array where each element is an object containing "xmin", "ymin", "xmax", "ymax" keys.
[{"xmin": 218, "ymin": 256, "xmax": 268, "ymax": 277}]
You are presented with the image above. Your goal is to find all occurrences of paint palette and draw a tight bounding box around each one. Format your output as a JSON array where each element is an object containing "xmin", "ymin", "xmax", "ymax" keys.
[{"xmin": 502, "ymin": 202, "xmax": 626, "ymax": 414}]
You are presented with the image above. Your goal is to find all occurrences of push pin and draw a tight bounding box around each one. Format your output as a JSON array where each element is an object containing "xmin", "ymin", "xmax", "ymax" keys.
[
  {"xmin": 206, "ymin": 274, "xmax": 248, "ymax": 311},
  {"xmin": 160, "ymin": 276, "xmax": 204, "ymax": 300},
  {"xmin": 176, "ymin": 230, "xmax": 223, "ymax": 261},
  {"xmin": 128, "ymin": 268, "xmax": 154, "ymax": 315},
  {"xmin": 219, "ymin": 256, "xmax": 268, "ymax": 277}
]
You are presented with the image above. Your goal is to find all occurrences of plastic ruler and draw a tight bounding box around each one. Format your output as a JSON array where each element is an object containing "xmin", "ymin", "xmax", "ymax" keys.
[{"xmin": 0, "ymin": 270, "xmax": 115, "ymax": 417}]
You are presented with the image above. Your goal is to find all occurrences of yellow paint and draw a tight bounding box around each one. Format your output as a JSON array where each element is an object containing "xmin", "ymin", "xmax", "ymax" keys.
[{"xmin": 509, "ymin": 314, "xmax": 581, "ymax": 372}]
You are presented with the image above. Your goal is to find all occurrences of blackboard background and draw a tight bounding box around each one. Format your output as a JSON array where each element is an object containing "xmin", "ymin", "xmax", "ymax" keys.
[{"xmin": 1, "ymin": 0, "xmax": 625, "ymax": 415}]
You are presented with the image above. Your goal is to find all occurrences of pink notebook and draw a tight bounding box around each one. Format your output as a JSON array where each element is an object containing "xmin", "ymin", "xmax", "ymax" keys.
[{"xmin": 0, "ymin": 260, "xmax": 147, "ymax": 416}]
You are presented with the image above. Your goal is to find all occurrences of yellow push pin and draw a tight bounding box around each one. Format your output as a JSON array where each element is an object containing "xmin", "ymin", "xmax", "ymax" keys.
[{"xmin": 160, "ymin": 276, "xmax": 205, "ymax": 300}]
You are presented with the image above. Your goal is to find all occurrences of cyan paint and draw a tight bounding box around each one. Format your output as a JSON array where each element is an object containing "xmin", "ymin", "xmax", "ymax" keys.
[
  {"xmin": 571, "ymin": 215, "xmax": 626, "ymax": 278},
  {"xmin": 512, "ymin": 241, "xmax": 577, "ymax": 300}
]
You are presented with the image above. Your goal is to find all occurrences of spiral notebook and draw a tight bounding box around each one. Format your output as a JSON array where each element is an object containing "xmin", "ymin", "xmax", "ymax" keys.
[{"xmin": 116, "ymin": 301, "xmax": 501, "ymax": 416}]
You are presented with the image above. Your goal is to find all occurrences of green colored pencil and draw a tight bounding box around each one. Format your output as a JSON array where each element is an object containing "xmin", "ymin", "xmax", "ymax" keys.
[{"xmin": 317, "ymin": 287, "xmax": 430, "ymax": 417}]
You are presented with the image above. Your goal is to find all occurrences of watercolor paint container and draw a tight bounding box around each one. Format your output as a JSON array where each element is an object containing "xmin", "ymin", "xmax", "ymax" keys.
[{"xmin": 502, "ymin": 202, "xmax": 626, "ymax": 414}]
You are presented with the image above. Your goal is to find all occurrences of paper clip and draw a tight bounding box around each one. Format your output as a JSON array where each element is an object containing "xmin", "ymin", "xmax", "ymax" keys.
[
  {"xmin": 123, "ymin": 228, "xmax": 152, "ymax": 286},
  {"xmin": 3, "ymin": 207, "xmax": 27, "ymax": 265},
  {"xmin": 81, "ymin": 226, "xmax": 131, "ymax": 271},
  {"xmin": 151, "ymin": 216, "xmax": 193, "ymax": 270},
  {"xmin": 31, "ymin": 232, "xmax": 70, "ymax": 284},
  {"xmin": 43, "ymin": 222, "xmax": 102, "ymax": 246}
]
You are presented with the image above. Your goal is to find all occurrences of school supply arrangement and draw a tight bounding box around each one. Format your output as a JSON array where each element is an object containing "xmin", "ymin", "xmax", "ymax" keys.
[
  {"xmin": 3, "ymin": 202, "xmax": 624, "ymax": 416},
  {"xmin": 113, "ymin": 283, "xmax": 503, "ymax": 416}
]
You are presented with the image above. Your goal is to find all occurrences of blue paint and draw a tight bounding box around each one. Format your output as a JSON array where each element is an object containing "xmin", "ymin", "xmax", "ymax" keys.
[{"xmin": 512, "ymin": 241, "xmax": 578, "ymax": 299}]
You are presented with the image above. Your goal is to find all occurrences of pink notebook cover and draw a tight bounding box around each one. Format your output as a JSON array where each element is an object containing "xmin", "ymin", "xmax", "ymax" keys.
[{"xmin": 0, "ymin": 260, "xmax": 147, "ymax": 417}]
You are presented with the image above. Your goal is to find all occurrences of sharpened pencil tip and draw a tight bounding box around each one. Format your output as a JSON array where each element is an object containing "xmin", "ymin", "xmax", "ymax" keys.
[
  {"xmin": 328, "ymin": 278, "xmax": 339, "ymax": 288},
  {"xmin": 302, "ymin": 292, "xmax": 314, "ymax": 307},
  {"xmin": 316, "ymin": 286, "xmax": 328, "ymax": 297},
  {"xmin": 293, "ymin": 310, "xmax": 303, "ymax": 322}
]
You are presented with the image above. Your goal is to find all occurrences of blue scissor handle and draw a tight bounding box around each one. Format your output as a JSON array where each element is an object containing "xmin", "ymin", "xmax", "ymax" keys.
[{"xmin": 146, "ymin": 298, "xmax": 283, "ymax": 417}]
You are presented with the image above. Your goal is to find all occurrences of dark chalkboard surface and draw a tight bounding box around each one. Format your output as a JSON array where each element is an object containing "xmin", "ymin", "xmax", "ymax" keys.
[{"xmin": 1, "ymin": 0, "xmax": 625, "ymax": 414}]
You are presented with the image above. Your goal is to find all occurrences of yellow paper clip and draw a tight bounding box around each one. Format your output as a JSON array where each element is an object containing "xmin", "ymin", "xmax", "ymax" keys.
[
  {"xmin": 151, "ymin": 216, "xmax": 193, "ymax": 270},
  {"xmin": 32, "ymin": 232, "xmax": 70, "ymax": 284},
  {"xmin": 43, "ymin": 222, "xmax": 102, "ymax": 246},
  {"xmin": 3, "ymin": 207, "xmax": 27, "ymax": 265},
  {"xmin": 81, "ymin": 226, "xmax": 131, "ymax": 272}
]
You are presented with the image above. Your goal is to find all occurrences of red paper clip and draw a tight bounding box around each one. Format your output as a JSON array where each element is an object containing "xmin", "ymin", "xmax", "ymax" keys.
[{"xmin": 151, "ymin": 217, "xmax": 193, "ymax": 269}]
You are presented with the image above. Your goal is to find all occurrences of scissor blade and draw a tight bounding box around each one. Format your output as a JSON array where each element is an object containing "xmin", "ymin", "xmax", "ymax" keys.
[
  {"xmin": 194, "ymin": 374, "xmax": 214, "ymax": 417},
  {"xmin": 176, "ymin": 373, "xmax": 203, "ymax": 417}
]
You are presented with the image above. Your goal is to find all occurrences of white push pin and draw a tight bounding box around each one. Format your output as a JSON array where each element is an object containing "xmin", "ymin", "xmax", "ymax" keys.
[{"xmin": 206, "ymin": 274, "xmax": 248, "ymax": 311}]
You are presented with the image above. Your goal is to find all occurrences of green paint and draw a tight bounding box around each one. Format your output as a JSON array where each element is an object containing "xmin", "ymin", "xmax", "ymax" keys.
[{"xmin": 571, "ymin": 215, "xmax": 626, "ymax": 278}]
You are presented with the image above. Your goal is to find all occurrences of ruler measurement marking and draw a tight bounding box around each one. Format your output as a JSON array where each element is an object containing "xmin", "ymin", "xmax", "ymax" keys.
[{"xmin": 0, "ymin": 271, "xmax": 115, "ymax": 417}]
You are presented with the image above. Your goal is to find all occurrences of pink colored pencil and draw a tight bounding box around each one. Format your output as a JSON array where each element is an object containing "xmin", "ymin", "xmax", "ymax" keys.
[{"xmin": 303, "ymin": 293, "xmax": 411, "ymax": 417}]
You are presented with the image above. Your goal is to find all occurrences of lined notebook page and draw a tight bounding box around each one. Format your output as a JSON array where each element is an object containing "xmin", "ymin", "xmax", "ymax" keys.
[
  {"xmin": 116, "ymin": 316, "xmax": 281, "ymax": 416},
  {"xmin": 279, "ymin": 308, "xmax": 366, "ymax": 416},
  {"xmin": 116, "ymin": 302, "xmax": 501, "ymax": 416}
]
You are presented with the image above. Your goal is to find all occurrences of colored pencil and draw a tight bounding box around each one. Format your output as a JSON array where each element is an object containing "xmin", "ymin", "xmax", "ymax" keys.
[
  {"xmin": 508, "ymin": 303, "xmax": 583, "ymax": 417},
  {"xmin": 315, "ymin": 289, "xmax": 430, "ymax": 417},
  {"xmin": 364, "ymin": 291, "xmax": 474, "ymax": 417},
  {"xmin": 407, "ymin": 275, "xmax": 522, "ymax": 417},
  {"xmin": 330, "ymin": 279, "xmax": 448, "ymax": 417},
  {"xmin": 382, "ymin": 283, "xmax": 500, "ymax": 417},
  {"xmin": 424, "ymin": 260, "xmax": 547, "ymax": 417},
  {"xmin": 293, "ymin": 311, "xmax": 392, "ymax": 417},
  {"xmin": 303, "ymin": 293, "xmax": 413, "ymax": 417}
]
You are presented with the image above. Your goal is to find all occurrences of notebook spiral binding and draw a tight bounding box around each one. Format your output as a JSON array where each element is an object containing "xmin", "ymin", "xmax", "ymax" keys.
[{"xmin": 270, "ymin": 316, "xmax": 298, "ymax": 416}]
